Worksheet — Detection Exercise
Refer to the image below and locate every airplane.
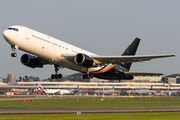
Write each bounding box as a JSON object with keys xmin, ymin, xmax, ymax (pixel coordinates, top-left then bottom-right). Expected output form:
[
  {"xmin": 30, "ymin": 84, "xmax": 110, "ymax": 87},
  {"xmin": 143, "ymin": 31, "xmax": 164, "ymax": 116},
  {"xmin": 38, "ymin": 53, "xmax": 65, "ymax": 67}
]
[
  {"xmin": 99, "ymin": 86, "xmax": 116, "ymax": 95},
  {"xmin": 131, "ymin": 85, "xmax": 156, "ymax": 95},
  {"xmin": 164, "ymin": 89, "xmax": 180, "ymax": 95},
  {"xmin": 38, "ymin": 83, "xmax": 60, "ymax": 94},
  {"xmin": 59, "ymin": 85, "xmax": 79, "ymax": 95},
  {"xmin": 3, "ymin": 25, "xmax": 176, "ymax": 81},
  {"xmin": 38, "ymin": 83, "xmax": 79, "ymax": 95}
]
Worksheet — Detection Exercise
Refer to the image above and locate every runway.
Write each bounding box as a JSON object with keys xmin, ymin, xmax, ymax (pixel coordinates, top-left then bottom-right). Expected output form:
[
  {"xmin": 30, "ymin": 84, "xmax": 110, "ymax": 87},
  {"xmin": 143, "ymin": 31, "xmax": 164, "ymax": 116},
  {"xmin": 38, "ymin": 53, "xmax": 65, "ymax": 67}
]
[{"xmin": 0, "ymin": 107, "xmax": 180, "ymax": 114}]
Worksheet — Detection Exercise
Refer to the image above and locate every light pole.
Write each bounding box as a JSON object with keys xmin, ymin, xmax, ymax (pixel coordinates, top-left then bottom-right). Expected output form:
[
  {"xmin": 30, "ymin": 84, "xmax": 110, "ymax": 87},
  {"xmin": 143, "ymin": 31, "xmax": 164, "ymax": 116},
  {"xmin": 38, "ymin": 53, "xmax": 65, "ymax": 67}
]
[
  {"xmin": 168, "ymin": 83, "xmax": 171, "ymax": 100},
  {"xmin": 164, "ymin": 83, "xmax": 171, "ymax": 100},
  {"xmin": 103, "ymin": 83, "xmax": 104, "ymax": 101}
]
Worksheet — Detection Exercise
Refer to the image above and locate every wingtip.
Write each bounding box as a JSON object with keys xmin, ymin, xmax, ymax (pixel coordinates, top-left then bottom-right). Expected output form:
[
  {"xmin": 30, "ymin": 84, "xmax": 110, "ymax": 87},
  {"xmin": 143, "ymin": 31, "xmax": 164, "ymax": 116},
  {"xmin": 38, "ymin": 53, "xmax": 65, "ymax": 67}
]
[{"xmin": 171, "ymin": 54, "xmax": 176, "ymax": 56}]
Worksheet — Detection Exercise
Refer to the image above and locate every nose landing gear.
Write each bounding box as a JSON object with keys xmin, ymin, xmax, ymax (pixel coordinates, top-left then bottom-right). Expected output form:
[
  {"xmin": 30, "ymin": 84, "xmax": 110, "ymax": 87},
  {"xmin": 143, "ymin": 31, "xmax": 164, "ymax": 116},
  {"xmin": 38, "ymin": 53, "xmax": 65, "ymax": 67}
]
[
  {"xmin": 11, "ymin": 45, "xmax": 17, "ymax": 57},
  {"xmin": 11, "ymin": 53, "xmax": 17, "ymax": 57}
]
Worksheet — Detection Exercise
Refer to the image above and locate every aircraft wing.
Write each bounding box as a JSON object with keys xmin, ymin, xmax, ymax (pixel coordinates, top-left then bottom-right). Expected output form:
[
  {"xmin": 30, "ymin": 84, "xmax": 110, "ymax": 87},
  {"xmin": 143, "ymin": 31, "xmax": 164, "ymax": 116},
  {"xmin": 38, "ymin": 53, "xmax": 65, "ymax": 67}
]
[
  {"xmin": 62, "ymin": 54, "xmax": 175, "ymax": 65},
  {"xmin": 92, "ymin": 54, "xmax": 175, "ymax": 64}
]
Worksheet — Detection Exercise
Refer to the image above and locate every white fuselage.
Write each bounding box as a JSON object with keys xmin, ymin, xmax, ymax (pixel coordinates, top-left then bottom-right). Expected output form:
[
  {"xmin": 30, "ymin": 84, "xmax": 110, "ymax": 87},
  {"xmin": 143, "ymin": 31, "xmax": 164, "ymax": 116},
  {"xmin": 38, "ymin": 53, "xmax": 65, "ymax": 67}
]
[
  {"xmin": 99, "ymin": 89, "xmax": 115, "ymax": 94},
  {"xmin": 44, "ymin": 89, "xmax": 60, "ymax": 94},
  {"xmin": 59, "ymin": 89, "xmax": 75, "ymax": 95},
  {"xmin": 132, "ymin": 89, "xmax": 155, "ymax": 94},
  {"xmin": 3, "ymin": 25, "xmax": 97, "ymax": 73}
]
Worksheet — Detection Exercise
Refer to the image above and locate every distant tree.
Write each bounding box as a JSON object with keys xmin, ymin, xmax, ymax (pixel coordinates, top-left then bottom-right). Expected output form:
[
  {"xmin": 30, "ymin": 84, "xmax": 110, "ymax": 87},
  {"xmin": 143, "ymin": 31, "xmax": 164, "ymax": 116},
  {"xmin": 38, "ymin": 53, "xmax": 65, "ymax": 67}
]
[
  {"xmin": 23, "ymin": 76, "xmax": 30, "ymax": 82},
  {"xmin": 19, "ymin": 76, "xmax": 22, "ymax": 81},
  {"xmin": 34, "ymin": 77, "xmax": 40, "ymax": 81},
  {"xmin": 25, "ymin": 75, "xmax": 29, "ymax": 80}
]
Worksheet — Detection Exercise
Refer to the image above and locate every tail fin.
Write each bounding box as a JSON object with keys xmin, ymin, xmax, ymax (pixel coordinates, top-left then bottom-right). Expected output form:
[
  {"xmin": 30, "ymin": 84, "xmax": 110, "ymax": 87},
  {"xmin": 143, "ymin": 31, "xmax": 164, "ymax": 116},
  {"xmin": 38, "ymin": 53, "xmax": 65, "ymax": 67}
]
[
  {"xmin": 121, "ymin": 37, "xmax": 140, "ymax": 70},
  {"xmin": 176, "ymin": 89, "xmax": 180, "ymax": 93},
  {"xmin": 38, "ymin": 83, "xmax": 47, "ymax": 93},
  {"xmin": 74, "ymin": 85, "xmax": 79, "ymax": 93}
]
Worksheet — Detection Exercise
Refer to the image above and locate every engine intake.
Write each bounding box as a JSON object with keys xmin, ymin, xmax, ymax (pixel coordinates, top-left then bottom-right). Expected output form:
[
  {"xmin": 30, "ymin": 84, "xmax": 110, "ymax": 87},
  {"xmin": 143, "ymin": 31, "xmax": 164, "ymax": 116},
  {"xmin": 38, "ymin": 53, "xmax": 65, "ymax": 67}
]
[
  {"xmin": 74, "ymin": 53, "xmax": 94, "ymax": 68},
  {"xmin": 21, "ymin": 54, "xmax": 43, "ymax": 68}
]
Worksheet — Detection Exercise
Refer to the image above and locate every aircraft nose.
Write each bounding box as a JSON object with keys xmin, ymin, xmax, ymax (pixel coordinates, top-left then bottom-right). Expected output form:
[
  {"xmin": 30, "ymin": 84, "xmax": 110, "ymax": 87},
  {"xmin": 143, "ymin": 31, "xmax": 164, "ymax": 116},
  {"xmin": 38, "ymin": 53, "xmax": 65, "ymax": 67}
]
[
  {"xmin": 3, "ymin": 29, "xmax": 14, "ymax": 44},
  {"xmin": 3, "ymin": 30, "xmax": 10, "ymax": 40}
]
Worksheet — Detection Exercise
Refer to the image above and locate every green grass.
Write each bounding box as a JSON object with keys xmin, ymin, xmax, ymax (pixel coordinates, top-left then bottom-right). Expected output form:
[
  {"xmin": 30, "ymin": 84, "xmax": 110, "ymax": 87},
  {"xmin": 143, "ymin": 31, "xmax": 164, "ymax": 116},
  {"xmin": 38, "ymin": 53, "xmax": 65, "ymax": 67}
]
[
  {"xmin": 0, "ymin": 96, "xmax": 35, "ymax": 99},
  {"xmin": 0, "ymin": 112, "xmax": 180, "ymax": 120},
  {"xmin": 0, "ymin": 97, "xmax": 180, "ymax": 119},
  {"xmin": 0, "ymin": 97, "xmax": 179, "ymax": 108}
]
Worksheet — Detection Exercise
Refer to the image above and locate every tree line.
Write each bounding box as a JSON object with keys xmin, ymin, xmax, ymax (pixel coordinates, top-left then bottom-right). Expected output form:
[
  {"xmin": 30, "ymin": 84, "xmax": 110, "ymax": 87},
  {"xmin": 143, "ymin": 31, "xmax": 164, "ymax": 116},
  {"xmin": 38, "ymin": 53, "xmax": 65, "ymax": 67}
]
[{"xmin": 19, "ymin": 76, "xmax": 40, "ymax": 82}]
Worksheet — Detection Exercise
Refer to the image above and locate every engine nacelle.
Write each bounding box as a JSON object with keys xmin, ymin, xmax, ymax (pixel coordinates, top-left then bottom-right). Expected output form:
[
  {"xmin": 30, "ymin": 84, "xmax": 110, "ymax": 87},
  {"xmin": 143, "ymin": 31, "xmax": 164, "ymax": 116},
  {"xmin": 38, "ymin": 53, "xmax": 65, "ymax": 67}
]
[
  {"xmin": 21, "ymin": 54, "xmax": 43, "ymax": 68},
  {"xmin": 74, "ymin": 53, "xmax": 94, "ymax": 68}
]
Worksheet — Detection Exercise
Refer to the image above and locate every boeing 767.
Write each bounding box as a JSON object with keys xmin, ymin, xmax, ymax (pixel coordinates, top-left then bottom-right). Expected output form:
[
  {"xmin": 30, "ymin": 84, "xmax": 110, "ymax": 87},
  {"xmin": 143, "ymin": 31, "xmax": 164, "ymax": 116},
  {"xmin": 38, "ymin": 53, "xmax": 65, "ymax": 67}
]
[{"xmin": 3, "ymin": 25, "xmax": 175, "ymax": 81}]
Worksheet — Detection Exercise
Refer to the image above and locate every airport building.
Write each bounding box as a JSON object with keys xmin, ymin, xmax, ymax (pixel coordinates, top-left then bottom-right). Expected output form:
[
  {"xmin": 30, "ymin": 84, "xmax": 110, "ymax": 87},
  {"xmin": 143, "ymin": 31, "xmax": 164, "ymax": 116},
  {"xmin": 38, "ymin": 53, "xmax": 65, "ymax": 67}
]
[
  {"xmin": 0, "ymin": 77, "xmax": 2, "ymax": 82},
  {"xmin": 7, "ymin": 74, "xmax": 16, "ymax": 82},
  {"xmin": 162, "ymin": 74, "xmax": 180, "ymax": 84},
  {"xmin": 0, "ymin": 81, "xmax": 179, "ymax": 95},
  {"xmin": 1, "ymin": 73, "xmax": 179, "ymax": 95},
  {"xmin": 133, "ymin": 75, "xmax": 162, "ymax": 83}
]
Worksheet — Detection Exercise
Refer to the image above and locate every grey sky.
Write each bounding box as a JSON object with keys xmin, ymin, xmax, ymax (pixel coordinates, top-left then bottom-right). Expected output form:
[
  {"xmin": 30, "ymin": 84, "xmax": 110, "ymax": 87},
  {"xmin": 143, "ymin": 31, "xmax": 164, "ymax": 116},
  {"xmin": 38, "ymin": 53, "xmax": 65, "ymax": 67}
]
[{"xmin": 0, "ymin": 1, "xmax": 179, "ymax": 79}]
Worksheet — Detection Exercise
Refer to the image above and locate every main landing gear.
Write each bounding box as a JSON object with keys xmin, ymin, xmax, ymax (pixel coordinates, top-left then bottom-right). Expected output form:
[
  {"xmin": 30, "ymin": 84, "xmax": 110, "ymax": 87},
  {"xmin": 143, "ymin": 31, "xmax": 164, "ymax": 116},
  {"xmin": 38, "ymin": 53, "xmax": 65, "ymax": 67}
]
[
  {"xmin": 51, "ymin": 65, "xmax": 62, "ymax": 79},
  {"xmin": 82, "ymin": 74, "xmax": 93, "ymax": 79},
  {"xmin": 11, "ymin": 45, "xmax": 17, "ymax": 57},
  {"xmin": 82, "ymin": 68, "xmax": 94, "ymax": 79}
]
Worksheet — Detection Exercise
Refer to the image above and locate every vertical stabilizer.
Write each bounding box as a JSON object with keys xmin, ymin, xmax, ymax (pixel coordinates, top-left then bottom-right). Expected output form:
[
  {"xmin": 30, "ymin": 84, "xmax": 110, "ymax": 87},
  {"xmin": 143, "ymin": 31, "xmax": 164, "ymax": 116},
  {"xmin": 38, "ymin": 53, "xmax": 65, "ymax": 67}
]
[
  {"xmin": 121, "ymin": 37, "xmax": 141, "ymax": 70},
  {"xmin": 74, "ymin": 85, "xmax": 79, "ymax": 93},
  {"xmin": 38, "ymin": 83, "xmax": 47, "ymax": 93}
]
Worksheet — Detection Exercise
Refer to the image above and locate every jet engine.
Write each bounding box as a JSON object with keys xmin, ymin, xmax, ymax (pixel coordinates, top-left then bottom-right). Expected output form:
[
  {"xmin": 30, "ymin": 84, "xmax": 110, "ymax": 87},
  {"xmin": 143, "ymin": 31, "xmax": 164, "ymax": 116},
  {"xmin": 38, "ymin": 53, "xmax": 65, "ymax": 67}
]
[
  {"xmin": 74, "ymin": 53, "xmax": 94, "ymax": 68},
  {"xmin": 21, "ymin": 54, "xmax": 43, "ymax": 68}
]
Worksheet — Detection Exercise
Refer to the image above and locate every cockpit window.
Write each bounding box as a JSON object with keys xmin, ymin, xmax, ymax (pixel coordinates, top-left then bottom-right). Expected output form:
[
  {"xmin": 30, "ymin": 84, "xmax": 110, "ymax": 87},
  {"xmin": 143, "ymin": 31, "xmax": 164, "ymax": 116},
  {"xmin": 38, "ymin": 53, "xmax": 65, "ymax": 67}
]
[{"xmin": 8, "ymin": 28, "xmax": 18, "ymax": 31}]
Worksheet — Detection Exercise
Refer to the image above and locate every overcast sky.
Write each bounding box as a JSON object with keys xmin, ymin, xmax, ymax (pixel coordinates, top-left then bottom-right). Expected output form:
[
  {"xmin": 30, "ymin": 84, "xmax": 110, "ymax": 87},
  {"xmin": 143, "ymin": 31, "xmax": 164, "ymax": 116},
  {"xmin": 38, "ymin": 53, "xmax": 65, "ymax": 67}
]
[{"xmin": 0, "ymin": 1, "xmax": 179, "ymax": 79}]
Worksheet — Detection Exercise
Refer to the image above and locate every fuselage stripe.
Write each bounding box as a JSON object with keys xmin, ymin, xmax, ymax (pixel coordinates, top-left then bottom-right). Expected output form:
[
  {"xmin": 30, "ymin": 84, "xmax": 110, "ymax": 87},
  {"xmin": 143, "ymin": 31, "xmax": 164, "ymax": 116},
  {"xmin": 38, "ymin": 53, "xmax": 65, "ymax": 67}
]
[{"xmin": 90, "ymin": 64, "xmax": 116, "ymax": 74}]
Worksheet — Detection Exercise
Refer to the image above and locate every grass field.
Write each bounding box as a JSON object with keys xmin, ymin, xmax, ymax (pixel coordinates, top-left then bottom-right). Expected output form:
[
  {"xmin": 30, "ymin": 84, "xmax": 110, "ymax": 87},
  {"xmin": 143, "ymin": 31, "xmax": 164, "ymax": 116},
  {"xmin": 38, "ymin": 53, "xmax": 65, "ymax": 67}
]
[
  {"xmin": 0, "ymin": 96, "xmax": 179, "ymax": 108},
  {"xmin": 0, "ymin": 112, "xmax": 180, "ymax": 120},
  {"xmin": 0, "ymin": 96, "xmax": 180, "ymax": 120}
]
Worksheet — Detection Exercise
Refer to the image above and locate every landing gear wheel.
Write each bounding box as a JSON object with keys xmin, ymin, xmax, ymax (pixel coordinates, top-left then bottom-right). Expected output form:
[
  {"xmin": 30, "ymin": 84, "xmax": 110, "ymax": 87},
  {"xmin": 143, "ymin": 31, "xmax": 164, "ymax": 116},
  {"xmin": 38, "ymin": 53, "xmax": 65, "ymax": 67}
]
[
  {"xmin": 51, "ymin": 74, "xmax": 55, "ymax": 79},
  {"xmin": 55, "ymin": 74, "xmax": 59, "ymax": 79},
  {"xmin": 83, "ymin": 74, "xmax": 87, "ymax": 79},
  {"xmin": 11, "ymin": 53, "xmax": 17, "ymax": 57},
  {"xmin": 51, "ymin": 74, "xmax": 62, "ymax": 79},
  {"xmin": 87, "ymin": 74, "xmax": 90, "ymax": 79},
  {"xmin": 90, "ymin": 74, "xmax": 94, "ymax": 78},
  {"xmin": 58, "ymin": 74, "xmax": 62, "ymax": 79},
  {"xmin": 82, "ymin": 74, "xmax": 93, "ymax": 79}
]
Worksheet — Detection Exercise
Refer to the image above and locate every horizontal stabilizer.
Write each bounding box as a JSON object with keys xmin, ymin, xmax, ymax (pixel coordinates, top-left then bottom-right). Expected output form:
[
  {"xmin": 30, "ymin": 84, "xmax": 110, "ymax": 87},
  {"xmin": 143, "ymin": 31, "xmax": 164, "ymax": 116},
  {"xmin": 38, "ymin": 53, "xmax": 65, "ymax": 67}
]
[{"xmin": 124, "ymin": 72, "xmax": 165, "ymax": 76}]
